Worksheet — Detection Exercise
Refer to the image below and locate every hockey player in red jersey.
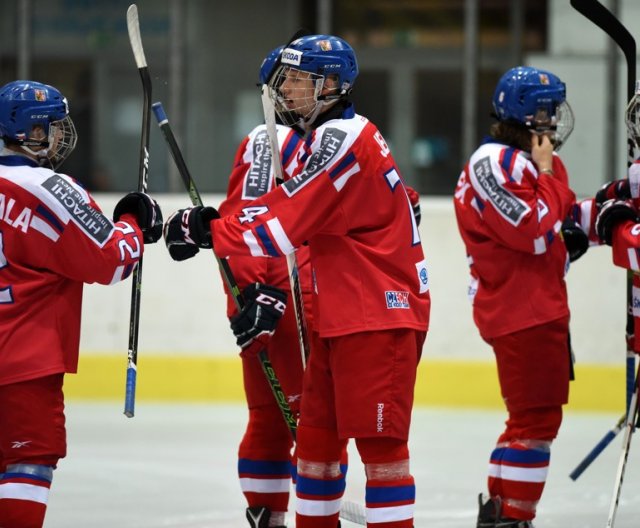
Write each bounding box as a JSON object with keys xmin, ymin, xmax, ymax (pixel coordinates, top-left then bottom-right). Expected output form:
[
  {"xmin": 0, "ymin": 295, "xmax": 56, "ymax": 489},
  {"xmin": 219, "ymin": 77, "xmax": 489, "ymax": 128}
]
[
  {"xmin": 164, "ymin": 34, "xmax": 429, "ymax": 528},
  {"xmin": 0, "ymin": 80, "xmax": 163, "ymax": 528},
  {"xmin": 216, "ymin": 46, "xmax": 319, "ymax": 528},
  {"xmin": 453, "ymin": 66, "xmax": 591, "ymax": 527}
]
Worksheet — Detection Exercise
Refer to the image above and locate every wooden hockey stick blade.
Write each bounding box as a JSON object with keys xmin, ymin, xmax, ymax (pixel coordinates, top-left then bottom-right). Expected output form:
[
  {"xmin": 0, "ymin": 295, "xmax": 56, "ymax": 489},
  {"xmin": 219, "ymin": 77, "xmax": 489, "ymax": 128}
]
[{"xmin": 127, "ymin": 4, "xmax": 148, "ymax": 70}]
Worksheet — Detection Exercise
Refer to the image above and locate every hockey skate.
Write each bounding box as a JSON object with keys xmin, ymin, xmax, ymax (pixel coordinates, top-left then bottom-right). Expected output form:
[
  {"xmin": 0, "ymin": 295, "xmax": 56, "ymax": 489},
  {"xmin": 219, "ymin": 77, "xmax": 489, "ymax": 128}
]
[
  {"xmin": 246, "ymin": 506, "xmax": 285, "ymax": 528},
  {"xmin": 476, "ymin": 493, "xmax": 534, "ymax": 528}
]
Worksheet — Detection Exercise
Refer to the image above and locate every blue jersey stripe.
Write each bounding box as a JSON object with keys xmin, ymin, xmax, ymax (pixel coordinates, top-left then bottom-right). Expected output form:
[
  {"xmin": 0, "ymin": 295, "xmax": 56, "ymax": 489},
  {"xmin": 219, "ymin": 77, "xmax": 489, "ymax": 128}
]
[{"xmin": 255, "ymin": 224, "xmax": 280, "ymax": 257}]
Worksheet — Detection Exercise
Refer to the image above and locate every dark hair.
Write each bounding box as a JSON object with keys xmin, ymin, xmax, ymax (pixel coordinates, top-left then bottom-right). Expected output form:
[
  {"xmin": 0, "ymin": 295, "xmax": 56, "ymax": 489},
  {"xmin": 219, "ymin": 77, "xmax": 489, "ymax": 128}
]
[{"xmin": 489, "ymin": 121, "xmax": 532, "ymax": 151}]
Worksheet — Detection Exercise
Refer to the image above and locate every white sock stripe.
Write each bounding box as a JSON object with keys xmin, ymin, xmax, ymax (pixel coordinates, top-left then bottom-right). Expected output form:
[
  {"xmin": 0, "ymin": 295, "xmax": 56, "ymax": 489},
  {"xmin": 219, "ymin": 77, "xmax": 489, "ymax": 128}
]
[
  {"xmin": 489, "ymin": 463, "xmax": 548, "ymax": 483},
  {"xmin": 0, "ymin": 482, "xmax": 50, "ymax": 504},
  {"xmin": 296, "ymin": 497, "xmax": 342, "ymax": 516},
  {"xmin": 239, "ymin": 477, "xmax": 290, "ymax": 493},
  {"xmin": 366, "ymin": 504, "xmax": 414, "ymax": 523}
]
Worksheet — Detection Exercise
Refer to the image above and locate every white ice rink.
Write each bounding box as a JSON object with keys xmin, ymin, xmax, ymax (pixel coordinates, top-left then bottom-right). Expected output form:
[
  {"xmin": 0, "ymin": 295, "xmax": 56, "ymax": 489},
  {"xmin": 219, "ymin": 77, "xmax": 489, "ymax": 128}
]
[{"xmin": 44, "ymin": 403, "xmax": 640, "ymax": 528}]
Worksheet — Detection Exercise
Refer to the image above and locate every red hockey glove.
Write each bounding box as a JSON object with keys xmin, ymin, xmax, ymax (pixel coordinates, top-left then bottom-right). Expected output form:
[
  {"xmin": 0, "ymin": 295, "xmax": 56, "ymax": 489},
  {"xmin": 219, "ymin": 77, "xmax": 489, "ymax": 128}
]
[{"xmin": 230, "ymin": 283, "xmax": 287, "ymax": 359}]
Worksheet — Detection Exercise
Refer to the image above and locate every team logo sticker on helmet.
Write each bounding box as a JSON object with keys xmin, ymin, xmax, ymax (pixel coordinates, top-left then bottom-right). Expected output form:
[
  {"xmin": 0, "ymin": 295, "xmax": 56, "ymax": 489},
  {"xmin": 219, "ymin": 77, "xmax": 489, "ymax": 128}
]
[
  {"xmin": 318, "ymin": 40, "xmax": 332, "ymax": 51},
  {"xmin": 34, "ymin": 89, "xmax": 46, "ymax": 102}
]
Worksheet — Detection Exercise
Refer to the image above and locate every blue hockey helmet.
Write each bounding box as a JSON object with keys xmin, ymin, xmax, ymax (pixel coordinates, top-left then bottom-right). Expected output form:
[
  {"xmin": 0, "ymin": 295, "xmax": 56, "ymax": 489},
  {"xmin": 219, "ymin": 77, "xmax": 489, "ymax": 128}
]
[
  {"xmin": 278, "ymin": 34, "xmax": 358, "ymax": 94},
  {"xmin": 259, "ymin": 45, "xmax": 284, "ymax": 85},
  {"xmin": 0, "ymin": 80, "xmax": 77, "ymax": 169},
  {"xmin": 492, "ymin": 66, "xmax": 574, "ymax": 149},
  {"xmin": 268, "ymin": 35, "xmax": 358, "ymax": 128}
]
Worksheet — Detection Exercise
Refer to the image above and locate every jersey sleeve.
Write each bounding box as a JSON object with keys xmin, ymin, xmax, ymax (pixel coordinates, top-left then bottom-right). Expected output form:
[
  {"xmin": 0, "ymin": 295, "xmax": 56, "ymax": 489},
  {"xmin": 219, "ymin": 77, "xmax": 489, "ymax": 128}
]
[
  {"xmin": 211, "ymin": 124, "xmax": 364, "ymax": 259},
  {"xmin": 468, "ymin": 148, "xmax": 576, "ymax": 255}
]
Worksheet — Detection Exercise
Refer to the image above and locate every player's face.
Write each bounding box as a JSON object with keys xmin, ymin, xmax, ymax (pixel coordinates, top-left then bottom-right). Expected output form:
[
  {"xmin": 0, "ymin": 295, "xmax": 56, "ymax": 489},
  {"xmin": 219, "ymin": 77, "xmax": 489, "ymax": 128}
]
[{"xmin": 279, "ymin": 67, "xmax": 318, "ymax": 117}]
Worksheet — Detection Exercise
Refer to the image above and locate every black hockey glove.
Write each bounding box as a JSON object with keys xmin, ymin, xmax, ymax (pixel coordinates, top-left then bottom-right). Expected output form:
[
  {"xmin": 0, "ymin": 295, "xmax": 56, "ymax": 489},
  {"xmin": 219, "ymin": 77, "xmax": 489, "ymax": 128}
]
[
  {"xmin": 561, "ymin": 217, "xmax": 589, "ymax": 263},
  {"xmin": 230, "ymin": 283, "xmax": 287, "ymax": 359},
  {"xmin": 595, "ymin": 179, "xmax": 631, "ymax": 208},
  {"xmin": 163, "ymin": 206, "xmax": 220, "ymax": 261},
  {"xmin": 595, "ymin": 199, "xmax": 639, "ymax": 245},
  {"xmin": 113, "ymin": 192, "xmax": 163, "ymax": 244}
]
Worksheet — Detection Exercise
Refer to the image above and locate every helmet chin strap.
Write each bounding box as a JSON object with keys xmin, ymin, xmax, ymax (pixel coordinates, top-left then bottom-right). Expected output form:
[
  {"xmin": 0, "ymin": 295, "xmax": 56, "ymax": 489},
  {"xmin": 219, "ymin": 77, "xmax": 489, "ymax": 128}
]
[
  {"xmin": 300, "ymin": 98, "xmax": 339, "ymax": 131},
  {"xmin": 16, "ymin": 144, "xmax": 52, "ymax": 167}
]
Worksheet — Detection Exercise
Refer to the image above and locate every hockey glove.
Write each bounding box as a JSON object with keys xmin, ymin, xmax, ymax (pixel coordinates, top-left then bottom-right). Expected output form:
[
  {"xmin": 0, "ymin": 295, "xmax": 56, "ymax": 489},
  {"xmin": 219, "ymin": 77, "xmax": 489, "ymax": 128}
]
[
  {"xmin": 595, "ymin": 199, "xmax": 639, "ymax": 245},
  {"xmin": 561, "ymin": 217, "xmax": 589, "ymax": 263},
  {"xmin": 406, "ymin": 185, "xmax": 421, "ymax": 226},
  {"xmin": 163, "ymin": 206, "xmax": 220, "ymax": 261},
  {"xmin": 113, "ymin": 192, "xmax": 163, "ymax": 243},
  {"xmin": 595, "ymin": 179, "xmax": 631, "ymax": 207},
  {"xmin": 230, "ymin": 283, "xmax": 287, "ymax": 359}
]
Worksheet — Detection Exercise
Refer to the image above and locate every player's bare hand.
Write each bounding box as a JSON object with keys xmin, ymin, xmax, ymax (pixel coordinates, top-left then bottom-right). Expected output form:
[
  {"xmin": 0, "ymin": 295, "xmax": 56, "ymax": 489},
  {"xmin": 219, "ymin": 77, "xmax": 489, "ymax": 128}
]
[{"xmin": 531, "ymin": 132, "xmax": 554, "ymax": 175}]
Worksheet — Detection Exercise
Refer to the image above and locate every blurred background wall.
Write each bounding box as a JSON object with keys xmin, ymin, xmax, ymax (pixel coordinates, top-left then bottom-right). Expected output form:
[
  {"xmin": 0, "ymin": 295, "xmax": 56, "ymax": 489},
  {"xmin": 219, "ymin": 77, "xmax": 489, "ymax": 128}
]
[{"xmin": 3, "ymin": 0, "xmax": 639, "ymax": 198}]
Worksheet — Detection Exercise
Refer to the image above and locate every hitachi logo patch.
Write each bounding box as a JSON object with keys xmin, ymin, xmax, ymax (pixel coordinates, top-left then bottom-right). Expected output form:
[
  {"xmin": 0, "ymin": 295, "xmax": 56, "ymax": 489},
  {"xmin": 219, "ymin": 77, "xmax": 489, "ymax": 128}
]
[
  {"xmin": 281, "ymin": 48, "xmax": 302, "ymax": 66},
  {"xmin": 42, "ymin": 175, "xmax": 112, "ymax": 245}
]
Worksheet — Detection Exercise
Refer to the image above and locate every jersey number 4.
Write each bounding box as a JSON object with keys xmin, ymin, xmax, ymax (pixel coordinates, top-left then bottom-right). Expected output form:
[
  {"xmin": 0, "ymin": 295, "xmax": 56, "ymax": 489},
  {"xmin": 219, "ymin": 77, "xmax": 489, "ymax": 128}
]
[{"xmin": 0, "ymin": 232, "xmax": 13, "ymax": 304}]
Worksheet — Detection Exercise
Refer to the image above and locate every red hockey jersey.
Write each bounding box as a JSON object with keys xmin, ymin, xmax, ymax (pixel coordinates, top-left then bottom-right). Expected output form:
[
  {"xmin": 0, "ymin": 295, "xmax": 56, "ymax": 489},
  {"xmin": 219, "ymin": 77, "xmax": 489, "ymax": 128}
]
[
  {"xmin": 453, "ymin": 141, "xmax": 576, "ymax": 339},
  {"xmin": 217, "ymin": 123, "xmax": 312, "ymax": 321},
  {"xmin": 0, "ymin": 157, "xmax": 144, "ymax": 386},
  {"xmin": 211, "ymin": 113, "xmax": 430, "ymax": 337}
]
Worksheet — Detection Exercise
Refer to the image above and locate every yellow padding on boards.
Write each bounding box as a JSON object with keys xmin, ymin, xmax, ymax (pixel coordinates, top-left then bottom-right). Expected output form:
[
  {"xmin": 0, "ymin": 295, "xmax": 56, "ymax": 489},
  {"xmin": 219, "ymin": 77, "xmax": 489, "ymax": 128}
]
[{"xmin": 65, "ymin": 355, "xmax": 627, "ymax": 412}]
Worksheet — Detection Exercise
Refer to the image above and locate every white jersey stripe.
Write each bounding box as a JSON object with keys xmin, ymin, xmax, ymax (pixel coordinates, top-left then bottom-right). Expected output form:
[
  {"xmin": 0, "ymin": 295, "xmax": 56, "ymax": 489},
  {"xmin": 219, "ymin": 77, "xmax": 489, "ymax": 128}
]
[
  {"xmin": 30, "ymin": 215, "xmax": 60, "ymax": 242},
  {"xmin": 266, "ymin": 217, "xmax": 295, "ymax": 256},
  {"xmin": 333, "ymin": 163, "xmax": 360, "ymax": 192},
  {"xmin": 243, "ymin": 230, "xmax": 266, "ymax": 257}
]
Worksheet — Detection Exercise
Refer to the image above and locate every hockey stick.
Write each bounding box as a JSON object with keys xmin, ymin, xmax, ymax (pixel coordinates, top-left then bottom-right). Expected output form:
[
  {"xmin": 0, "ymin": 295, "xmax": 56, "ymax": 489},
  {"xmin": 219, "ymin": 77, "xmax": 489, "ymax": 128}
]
[
  {"xmin": 124, "ymin": 3, "xmax": 151, "ymax": 418},
  {"xmin": 260, "ymin": 87, "xmax": 311, "ymax": 367},
  {"xmin": 572, "ymin": 0, "xmax": 636, "ymax": 414},
  {"xmin": 569, "ymin": 414, "xmax": 625, "ymax": 481},
  {"xmin": 151, "ymin": 102, "xmax": 297, "ymax": 439},
  {"xmin": 568, "ymin": 0, "xmax": 637, "ymax": 476}
]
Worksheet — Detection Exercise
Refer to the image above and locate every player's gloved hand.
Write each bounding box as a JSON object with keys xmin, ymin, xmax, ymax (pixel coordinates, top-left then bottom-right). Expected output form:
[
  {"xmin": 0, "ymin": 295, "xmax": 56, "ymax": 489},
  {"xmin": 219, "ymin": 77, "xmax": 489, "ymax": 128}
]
[
  {"xmin": 230, "ymin": 283, "xmax": 287, "ymax": 359},
  {"xmin": 595, "ymin": 199, "xmax": 639, "ymax": 245},
  {"xmin": 561, "ymin": 217, "xmax": 589, "ymax": 262},
  {"xmin": 163, "ymin": 206, "xmax": 220, "ymax": 261},
  {"xmin": 405, "ymin": 185, "xmax": 421, "ymax": 226},
  {"xmin": 113, "ymin": 192, "xmax": 163, "ymax": 244},
  {"xmin": 595, "ymin": 180, "xmax": 631, "ymax": 207}
]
